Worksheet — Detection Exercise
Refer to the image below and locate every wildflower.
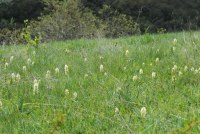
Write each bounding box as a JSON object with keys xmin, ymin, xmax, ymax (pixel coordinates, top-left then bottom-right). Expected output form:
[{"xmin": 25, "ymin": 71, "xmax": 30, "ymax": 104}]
[
  {"xmin": 194, "ymin": 69, "xmax": 199, "ymax": 74},
  {"xmin": 142, "ymin": 63, "xmax": 145, "ymax": 65},
  {"xmin": 115, "ymin": 107, "xmax": 119, "ymax": 113},
  {"xmin": 123, "ymin": 67, "xmax": 127, "ymax": 70},
  {"xmin": 65, "ymin": 89, "xmax": 69, "ymax": 96},
  {"xmin": 172, "ymin": 75, "xmax": 176, "ymax": 82},
  {"xmin": 191, "ymin": 67, "xmax": 194, "ymax": 72},
  {"xmin": 0, "ymin": 100, "xmax": 2, "ymax": 109},
  {"xmin": 33, "ymin": 51, "xmax": 36, "ymax": 55},
  {"xmin": 173, "ymin": 38, "xmax": 177, "ymax": 45},
  {"xmin": 32, "ymin": 62, "xmax": 35, "ymax": 65},
  {"xmin": 73, "ymin": 92, "xmax": 77, "ymax": 99},
  {"xmin": 64, "ymin": 65, "xmax": 69, "ymax": 75},
  {"xmin": 33, "ymin": 79, "xmax": 40, "ymax": 95},
  {"xmin": 116, "ymin": 87, "xmax": 121, "ymax": 92},
  {"xmin": 27, "ymin": 58, "xmax": 31, "ymax": 65},
  {"xmin": 104, "ymin": 72, "xmax": 107, "ymax": 76},
  {"xmin": 55, "ymin": 68, "xmax": 60, "ymax": 74},
  {"xmin": 5, "ymin": 62, "xmax": 9, "ymax": 69},
  {"xmin": 178, "ymin": 71, "xmax": 183, "ymax": 76},
  {"xmin": 65, "ymin": 49, "xmax": 71, "ymax": 53},
  {"xmin": 172, "ymin": 47, "xmax": 176, "ymax": 51},
  {"xmin": 46, "ymin": 70, "xmax": 51, "ymax": 79},
  {"xmin": 132, "ymin": 75, "xmax": 138, "ymax": 81},
  {"xmin": 11, "ymin": 73, "xmax": 15, "ymax": 82},
  {"xmin": 140, "ymin": 107, "xmax": 147, "ymax": 118},
  {"xmin": 84, "ymin": 58, "xmax": 88, "ymax": 62},
  {"xmin": 184, "ymin": 66, "xmax": 188, "ymax": 72},
  {"xmin": 16, "ymin": 73, "xmax": 21, "ymax": 83},
  {"xmin": 99, "ymin": 56, "xmax": 104, "ymax": 60},
  {"xmin": 22, "ymin": 66, "xmax": 27, "ymax": 72},
  {"xmin": 152, "ymin": 72, "xmax": 156, "ymax": 79},
  {"xmin": 172, "ymin": 65, "xmax": 178, "ymax": 73},
  {"xmin": 155, "ymin": 57, "xmax": 159, "ymax": 63},
  {"xmin": 125, "ymin": 50, "xmax": 129, "ymax": 56},
  {"xmin": 10, "ymin": 56, "xmax": 14, "ymax": 63},
  {"xmin": 139, "ymin": 69, "xmax": 143, "ymax": 75},
  {"xmin": 100, "ymin": 64, "xmax": 104, "ymax": 72},
  {"xmin": 84, "ymin": 74, "xmax": 88, "ymax": 78},
  {"xmin": 150, "ymin": 63, "xmax": 153, "ymax": 66}
]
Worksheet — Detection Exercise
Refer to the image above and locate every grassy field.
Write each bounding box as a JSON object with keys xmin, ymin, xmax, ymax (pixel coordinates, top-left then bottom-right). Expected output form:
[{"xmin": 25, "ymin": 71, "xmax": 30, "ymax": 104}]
[{"xmin": 0, "ymin": 31, "xmax": 200, "ymax": 133}]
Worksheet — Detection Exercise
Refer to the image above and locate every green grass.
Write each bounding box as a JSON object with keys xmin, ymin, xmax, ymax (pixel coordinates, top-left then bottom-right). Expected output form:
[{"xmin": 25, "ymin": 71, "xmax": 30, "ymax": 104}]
[{"xmin": 0, "ymin": 31, "xmax": 200, "ymax": 133}]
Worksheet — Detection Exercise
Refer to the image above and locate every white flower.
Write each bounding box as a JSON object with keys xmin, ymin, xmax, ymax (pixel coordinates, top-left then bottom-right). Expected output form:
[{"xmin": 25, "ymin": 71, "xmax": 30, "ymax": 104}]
[
  {"xmin": 115, "ymin": 107, "xmax": 119, "ymax": 113},
  {"xmin": 194, "ymin": 69, "xmax": 199, "ymax": 74},
  {"xmin": 125, "ymin": 50, "xmax": 129, "ymax": 56},
  {"xmin": 172, "ymin": 46, "xmax": 176, "ymax": 51},
  {"xmin": 33, "ymin": 51, "xmax": 36, "ymax": 55},
  {"xmin": 104, "ymin": 72, "xmax": 107, "ymax": 76},
  {"xmin": 84, "ymin": 58, "xmax": 88, "ymax": 62},
  {"xmin": 173, "ymin": 38, "xmax": 177, "ymax": 45},
  {"xmin": 140, "ymin": 107, "xmax": 147, "ymax": 118},
  {"xmin": 32, "ymin": 62, "xmax": 35, "ymax": 65},
  {"xmin": 132, "ymin": 75, "xmax": 138, "ymax": 81},
  {"xmin": 11, "ymin": 73, "xmax": 15, "ymax": 82},
  {"xmin": 46, "ymin": 70, "xmax": 51, "ymax": 79},
  {"xmin": 155, "ymin": 57, "xmax": 159, "ymax": 63},
  {"xmin": 152, "ymin": 72, "xmax": 156, "ymax": 78},
  {"xmin": 191, "ymin": 67, "xmax": 194, "ymax": 72},
  {"xmin": 64, "ymin": 65, "xmax": 69, "ymax": 75},
  {"xmin": 73, "ymin": 92, "xmax": 77, "ymax": 99},
  {"xmin": 172, "ymin": 65, "xmax": 178, "ymax": 73},
  {"xmin": 65, "ymin": 89, "xmax": 69, "ymax": 96},
  {"xmin": 184, "ymin": 66, "xmax": 188, "ymax": 72},
  {"xmin": 16, "ymin": 73, "xmax": 21, "ymax": 83},
  {"xmin": 0, "ymin": 100, "xmax": 2, "ymax": 109},
  {"xmin": 84, "ymin": 74, "xmax": 89, "ymax": 78},
  {"xmin": 5, "ymin": 62, "xmax": 9, "ymax": 69},
  {"xmin": 10, "ymin": 56, "xmax": 14, "ymax": 63},
  {"xmin": 99, "ymin": 56, "xmax": 104, "ymax": 60},
  {"xmin": 100, "ymin": 64, "xmax": 104, "ymax": 72},
  {"xmin": 139, "ymin": 69, "xmax": 143, "ymax": 75},
  {"xmin": 172, "ymin": 75, "xmax": 176, "ymax": 82},
  {"xmin": 27, "ymin": 58, "xmax": 31, "ymax": 65},
  {"xmin": 55, "ymin": 68, "xmax": 60, "ymax": 74},
  {"xmin": 178, "ymin": 71, "xmax": 183, "ymax": 76},
  {"xmin": 33, "ymin": 79, "xmax": 40, "ymax": 95},
  {"xmin": 123, "ymin": 67, "xmax": 127, "ymax": 70},
  {"xmin": 22, "ymin": 66, "xmax": 27, "ymax": 72}
]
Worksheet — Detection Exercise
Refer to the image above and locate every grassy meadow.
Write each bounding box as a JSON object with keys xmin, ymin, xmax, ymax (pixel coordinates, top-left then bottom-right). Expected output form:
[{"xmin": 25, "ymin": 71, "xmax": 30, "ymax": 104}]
[{"xmin": 0, "ymin": 31, "xmax": 200, "ymax": 133}]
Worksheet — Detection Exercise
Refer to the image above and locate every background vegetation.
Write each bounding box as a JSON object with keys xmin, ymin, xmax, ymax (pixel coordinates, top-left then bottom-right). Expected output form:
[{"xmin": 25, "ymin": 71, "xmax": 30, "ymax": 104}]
[{"xmin": 0, "ymin": 0, "xmax": 200, "ymax": 44}]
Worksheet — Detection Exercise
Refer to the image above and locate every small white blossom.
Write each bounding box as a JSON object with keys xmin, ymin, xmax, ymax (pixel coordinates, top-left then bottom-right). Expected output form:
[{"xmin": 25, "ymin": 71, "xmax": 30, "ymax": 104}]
[
  {"xmin": 172, "ymin": 47, "xmax": 176, "ymax": 51},
  {"xmin": 100, "ymin": 64, "xmax": 104, "ymax": 72},
  {"xmin": 172, "ymin": 65, "xmax": 178, "ymax": 73},
  {"xmin": 132, "ymin": 75, "xmax": 138, "ymax": 81},
  {"xmin": 27, "ymin": 58, "xmax": 31, "ymax": 65},
  {"xmin": 173, "ymin": 38, "xmax": 177, "ymax": 45},
  {"xmin": 33, "ymin": 79, "xmax": 40, "ymax": 95},
  {"xmin": 46, "ymin": 70, "xmax": 51, "ymax": 79},
  {"xmin": 11, "ymin": 73, "xmax": 15, "ymax": 82},
  {"xmin": 139, "ymin": 69, "xmax": 143, "ymax": 75},
  {"xmin": 152, "ymin": 72, "xmax": 156, "ymax": 79},
  {"xmin": 5, "ymin": 62, "xmax": 9, "ymax": 69},
  {"xmin": 191, "ymin": 67, "xmax": 195, "ymax": 72},
  {"xmin": 184, "ymin": 66, "xmax": 188, "ymax": 72},
  {"xmin": 73, "ymin": 92, "xmax": 77, "ymax": 99},
  {"xmin": 84, "ymin": 58, "xmax": 88, "ymax": 62},
  {"xmin": 84, "ymin": 74, "xmax": 89, "ymax": 78},
  {"xmin": 55, "ymin": 68, "xmax": 60, "ymax": 74},
  {"xmin": 178, "ymin": 71, "xmax": 183, "ymax": 76},
  {"xmin": 32, "ymin": 62, "xmax": 35, "ymax": 65},
  {"xmin": 155, "ymin": 57, "xmax": 159, "ymax": 63},
  {"xmin": 22, "ymin": 66, "xmax": 27, "ymax": 72},
  {"xmin": 125, "ymin": 50, "xmax": 129, "ymax": 56},
  {"xmin": 64, "ymin": 65, "xmax": 69, "ymax": 75},
  {"xmin": 115, "ymin": 107, "xmax": 119, "ymax": 113},
  {"xmin": 194, "ymin": 69, "xmax": 199, "ymax": 74},
  {"xmin": 140, "ymin": 107, "xmax": 147, "ymax": 118},
  {"xmin": 10, "ymin": 56, "xmax": 14, "ymax": 63},
  {"xmin": 65, "ymin": 89, "xmax": 69, "ymax": 96},
  {"xmin": 104, "ymin": 72, "xmax": 107, "ymax": 76},
  {"xmin": 16, "ymin": 73, "xmax": 21, "ymax": 83},
  {"xmin": 0, "ymin": 100, "xmax": 2, "ymax": 109}
]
